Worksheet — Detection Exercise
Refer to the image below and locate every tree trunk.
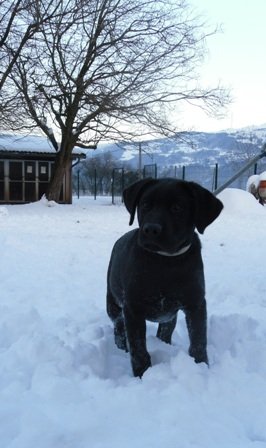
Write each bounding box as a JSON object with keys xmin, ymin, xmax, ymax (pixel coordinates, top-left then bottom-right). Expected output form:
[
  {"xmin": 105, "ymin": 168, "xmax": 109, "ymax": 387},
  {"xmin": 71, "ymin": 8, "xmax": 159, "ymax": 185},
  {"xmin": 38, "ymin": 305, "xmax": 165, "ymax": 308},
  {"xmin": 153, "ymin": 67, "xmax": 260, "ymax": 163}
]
[{"xmin": 46, "ymin": 148, "xmax": 72, "ymax": 202}]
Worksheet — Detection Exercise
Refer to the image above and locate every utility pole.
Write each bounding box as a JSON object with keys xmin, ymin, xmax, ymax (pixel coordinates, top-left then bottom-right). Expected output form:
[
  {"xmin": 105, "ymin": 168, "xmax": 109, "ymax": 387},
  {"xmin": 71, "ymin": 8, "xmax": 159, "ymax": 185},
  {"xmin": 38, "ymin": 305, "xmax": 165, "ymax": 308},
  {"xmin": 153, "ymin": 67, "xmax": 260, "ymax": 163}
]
[{"xmin": 138, "ymin": 142, "xmax": 143, "ymax": 179}]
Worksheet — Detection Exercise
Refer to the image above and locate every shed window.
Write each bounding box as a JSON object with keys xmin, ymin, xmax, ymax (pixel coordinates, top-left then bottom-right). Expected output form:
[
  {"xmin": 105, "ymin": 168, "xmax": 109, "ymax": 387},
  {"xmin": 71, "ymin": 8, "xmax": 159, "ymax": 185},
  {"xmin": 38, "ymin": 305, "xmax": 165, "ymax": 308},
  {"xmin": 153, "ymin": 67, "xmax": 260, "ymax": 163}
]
[
  {"xmin": 0, "ymin": 181, "xmax": 4, "ymax": 200},
  {"xmin": 0, "ymin": 161, "xmax": 4, "ymax": 179},
  {"xmin": 10, "ymin": 182, "xmax": 23, "ymax": 201},
  {"xmin": 9, "ymin": 162, "xmax": 23, "ymax": 180},
  {"xmin": 25, "ymin": 182, "xmax": 36, "ymax": 202},
  {"xmin": 39, "ymin": 162, "xmax": 49, "ymax": 181},
  {"xmin": 39, "ymin": 182, "xmax": 48, "ymax": 199},
  {"xmin": 25, "ymin": 162, "xmax": 35, "ymax": 180}
]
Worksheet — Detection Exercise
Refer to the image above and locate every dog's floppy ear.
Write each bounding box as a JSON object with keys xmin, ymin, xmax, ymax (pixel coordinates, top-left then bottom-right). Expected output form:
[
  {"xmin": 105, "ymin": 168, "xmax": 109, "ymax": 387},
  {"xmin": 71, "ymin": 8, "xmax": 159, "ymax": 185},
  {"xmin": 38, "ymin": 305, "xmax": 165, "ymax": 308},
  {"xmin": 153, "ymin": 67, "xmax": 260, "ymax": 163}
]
[
  {"xmin": 123, "ymin": 178, "xmax": 158, "ymax": 225},
  {"xmin": 187, "ymin": 182, "xmax": 223, "ymax": 234}
]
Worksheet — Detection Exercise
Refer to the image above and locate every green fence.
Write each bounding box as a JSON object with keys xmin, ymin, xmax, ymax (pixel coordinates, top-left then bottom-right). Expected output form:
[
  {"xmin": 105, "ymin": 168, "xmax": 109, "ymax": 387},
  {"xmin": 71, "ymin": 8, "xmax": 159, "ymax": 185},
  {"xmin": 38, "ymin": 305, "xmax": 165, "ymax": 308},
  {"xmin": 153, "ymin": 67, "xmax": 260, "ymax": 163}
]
[{"xmin": 73, "ymin": 159, "xmax": 266, "ymax": 200}]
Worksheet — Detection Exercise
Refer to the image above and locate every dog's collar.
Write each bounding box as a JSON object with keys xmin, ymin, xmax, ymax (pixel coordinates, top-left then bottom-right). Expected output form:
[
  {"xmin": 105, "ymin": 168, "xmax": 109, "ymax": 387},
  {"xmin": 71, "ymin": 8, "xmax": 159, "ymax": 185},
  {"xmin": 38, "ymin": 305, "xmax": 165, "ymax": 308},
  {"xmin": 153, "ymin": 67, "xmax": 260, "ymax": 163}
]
[{"xmin": 156, "ymin": 243, "xmax": 192, "ymax": 257}]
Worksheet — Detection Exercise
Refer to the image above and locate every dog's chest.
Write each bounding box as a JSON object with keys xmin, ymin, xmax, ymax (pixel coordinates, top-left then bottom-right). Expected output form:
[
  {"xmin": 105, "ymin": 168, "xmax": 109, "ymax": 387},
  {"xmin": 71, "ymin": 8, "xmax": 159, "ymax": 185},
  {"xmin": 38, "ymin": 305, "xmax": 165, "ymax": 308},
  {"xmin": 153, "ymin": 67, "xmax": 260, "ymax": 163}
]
[
  {"xmin": 129, "ymin": 266, "xmax": 194, "ymax": 321},
  {"xmin": 141, "ymin": 291, "xmax": 184, "ymax": 322},
  {"xmin": 124, "ymin": 252, "xmax": 204, "ymax": 322}
]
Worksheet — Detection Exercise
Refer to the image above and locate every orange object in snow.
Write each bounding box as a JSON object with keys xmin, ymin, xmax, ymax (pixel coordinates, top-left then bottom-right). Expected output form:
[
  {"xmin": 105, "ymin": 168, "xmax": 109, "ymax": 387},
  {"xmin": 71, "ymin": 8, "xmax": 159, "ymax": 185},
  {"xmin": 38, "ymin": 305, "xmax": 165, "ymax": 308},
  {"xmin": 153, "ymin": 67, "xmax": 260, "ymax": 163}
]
[{"xmin": 258, "ymin": 180, "xmax": 266, "ymax": 199}]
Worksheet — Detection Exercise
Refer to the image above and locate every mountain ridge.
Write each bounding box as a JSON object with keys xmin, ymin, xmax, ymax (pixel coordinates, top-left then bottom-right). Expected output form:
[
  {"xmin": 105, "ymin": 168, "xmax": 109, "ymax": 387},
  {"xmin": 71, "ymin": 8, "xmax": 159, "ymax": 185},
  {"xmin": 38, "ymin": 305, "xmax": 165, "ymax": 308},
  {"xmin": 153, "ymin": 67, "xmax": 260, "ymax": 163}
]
[{"xmin": 92, "ymin": 125, "xmax": 266, "ymax": 169}]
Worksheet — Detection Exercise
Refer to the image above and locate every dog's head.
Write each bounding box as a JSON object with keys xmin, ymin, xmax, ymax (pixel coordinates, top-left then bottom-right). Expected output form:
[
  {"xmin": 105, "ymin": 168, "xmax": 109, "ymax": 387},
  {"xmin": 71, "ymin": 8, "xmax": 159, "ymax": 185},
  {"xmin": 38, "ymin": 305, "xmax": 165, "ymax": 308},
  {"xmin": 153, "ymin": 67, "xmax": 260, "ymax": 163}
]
[{"xmin": 123, "ymin": 178, "xmax": 223, "ymax": 254}]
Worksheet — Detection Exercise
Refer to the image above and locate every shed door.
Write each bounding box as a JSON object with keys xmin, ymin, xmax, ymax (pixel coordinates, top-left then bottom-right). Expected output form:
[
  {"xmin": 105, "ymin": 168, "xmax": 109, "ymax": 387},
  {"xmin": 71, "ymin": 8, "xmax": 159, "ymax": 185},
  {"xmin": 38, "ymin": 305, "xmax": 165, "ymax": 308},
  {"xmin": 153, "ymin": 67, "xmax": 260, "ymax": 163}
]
[
  {"xmin": 0, "ymin": 161, "xmax": 4, "ymax": 200},
  {"xmin": 25, "ymin": 161, "xmax": 36, "ymax": 201},
  {"xmin": 9, "ymin": 161, "xmax": 23, "ymax": 201},
  {"xmin": 38, "ymin": 162, "xmax": 49, "ymax": 199}
]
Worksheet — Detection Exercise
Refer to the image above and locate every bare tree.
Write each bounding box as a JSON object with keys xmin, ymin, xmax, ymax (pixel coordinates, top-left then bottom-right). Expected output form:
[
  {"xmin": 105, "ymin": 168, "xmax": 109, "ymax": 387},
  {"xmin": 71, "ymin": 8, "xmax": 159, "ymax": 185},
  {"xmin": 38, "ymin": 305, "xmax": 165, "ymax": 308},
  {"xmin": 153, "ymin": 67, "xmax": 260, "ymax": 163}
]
[
  {"xmin": 4, "ymin": 0, "xmax": 230, "ymax": 201},
  {"xmin": 77, "ymin": 151, "xmax": 122, "ymax": 195},
  {"xmin": 0, "ymin": 0, "xmax": 66, "ymax": 126}
]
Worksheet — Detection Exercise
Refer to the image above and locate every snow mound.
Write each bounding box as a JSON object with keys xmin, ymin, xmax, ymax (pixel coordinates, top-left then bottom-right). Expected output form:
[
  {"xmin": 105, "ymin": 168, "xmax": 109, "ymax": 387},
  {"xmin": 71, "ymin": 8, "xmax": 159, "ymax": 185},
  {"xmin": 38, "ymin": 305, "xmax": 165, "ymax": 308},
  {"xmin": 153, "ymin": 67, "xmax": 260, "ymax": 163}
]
[
  {"xmin": 246, "ymin": 174, "xmax": 260, "ymax": 190},
  {"xmin": 218, "ymin": 187, "xmax": 266, "ymax": 215},
  {"xmin": 0, "ymin": 206, "xmax": 9, "ymax": 217},
  {"xmin": 40, "ymin": 195, "xmax": 58, "ymax": 207},
  {"xmin": 259, "ymin": 170, "xmax": 266, "ymax": 181}
]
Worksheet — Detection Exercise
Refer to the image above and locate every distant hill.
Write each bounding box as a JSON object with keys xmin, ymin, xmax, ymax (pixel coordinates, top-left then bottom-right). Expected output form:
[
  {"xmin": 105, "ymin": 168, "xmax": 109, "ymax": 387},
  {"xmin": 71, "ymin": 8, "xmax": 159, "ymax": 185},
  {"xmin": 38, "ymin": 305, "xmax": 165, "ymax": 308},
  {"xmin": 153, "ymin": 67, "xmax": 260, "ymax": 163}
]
[{"xmin": 90, "ymin": 125, "xmax": 266, "ymax": 170}]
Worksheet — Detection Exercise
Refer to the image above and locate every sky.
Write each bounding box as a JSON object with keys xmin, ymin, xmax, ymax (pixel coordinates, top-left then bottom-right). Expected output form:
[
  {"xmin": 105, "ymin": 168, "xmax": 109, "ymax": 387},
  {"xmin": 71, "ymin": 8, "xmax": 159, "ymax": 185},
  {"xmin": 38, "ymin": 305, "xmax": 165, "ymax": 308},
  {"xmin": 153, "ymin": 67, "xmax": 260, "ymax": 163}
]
[{"xmin": 180, "ymin": 0, "xmax": 266, "ymax": 132}]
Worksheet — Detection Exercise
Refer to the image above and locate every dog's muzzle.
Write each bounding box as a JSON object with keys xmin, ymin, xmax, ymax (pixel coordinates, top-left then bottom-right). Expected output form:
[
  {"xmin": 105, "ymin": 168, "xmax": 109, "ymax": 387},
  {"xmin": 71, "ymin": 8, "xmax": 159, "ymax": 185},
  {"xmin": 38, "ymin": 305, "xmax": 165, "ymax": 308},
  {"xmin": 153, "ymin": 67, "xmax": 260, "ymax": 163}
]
[
  {"xmin": 142, "ymin": 223, "xmax": 162, "ymax": 238},
  {"xmin": 140, "ymin": 222, "xmax": 191, "ymax": 256}
]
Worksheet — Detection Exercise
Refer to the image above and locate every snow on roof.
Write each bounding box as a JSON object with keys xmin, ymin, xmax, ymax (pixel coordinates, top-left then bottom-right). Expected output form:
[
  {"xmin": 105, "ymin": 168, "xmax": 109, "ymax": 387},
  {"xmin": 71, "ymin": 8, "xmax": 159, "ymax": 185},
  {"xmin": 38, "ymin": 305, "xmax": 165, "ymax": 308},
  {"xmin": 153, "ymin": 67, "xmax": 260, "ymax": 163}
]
[{"xmin": 0, "ymin": 133, "xmax": 85, "ymax": 156}]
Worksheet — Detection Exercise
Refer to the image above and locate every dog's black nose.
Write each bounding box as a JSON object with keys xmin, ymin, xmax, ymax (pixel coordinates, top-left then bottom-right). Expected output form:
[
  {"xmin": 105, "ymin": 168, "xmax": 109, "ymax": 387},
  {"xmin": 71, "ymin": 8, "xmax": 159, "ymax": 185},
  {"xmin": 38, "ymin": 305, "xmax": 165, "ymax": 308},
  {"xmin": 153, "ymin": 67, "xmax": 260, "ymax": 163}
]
[{"xmin": 142, "ymin": 223, "xmax": 162, "ymax": 238}]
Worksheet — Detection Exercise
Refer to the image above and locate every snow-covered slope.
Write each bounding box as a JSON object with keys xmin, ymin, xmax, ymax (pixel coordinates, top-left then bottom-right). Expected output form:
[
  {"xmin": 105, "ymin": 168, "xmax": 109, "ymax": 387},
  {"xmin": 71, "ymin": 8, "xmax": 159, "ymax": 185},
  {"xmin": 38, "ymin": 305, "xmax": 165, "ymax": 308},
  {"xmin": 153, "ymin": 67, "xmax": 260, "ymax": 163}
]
[
  {"xmin": 0, "ymin": 190, "xmax": 266, "ymax": 447},
  {"xmin": 94, "ymin": 125, "xmax": 266, "ymax": 168}
]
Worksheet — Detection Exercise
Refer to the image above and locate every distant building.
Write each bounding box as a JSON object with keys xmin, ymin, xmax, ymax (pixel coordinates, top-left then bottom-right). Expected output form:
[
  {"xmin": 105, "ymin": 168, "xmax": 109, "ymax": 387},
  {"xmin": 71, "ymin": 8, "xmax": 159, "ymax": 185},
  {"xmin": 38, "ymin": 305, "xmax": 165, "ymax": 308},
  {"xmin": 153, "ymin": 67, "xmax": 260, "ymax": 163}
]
[{"xmin": 0, "ymin": 134, "xmax": 85, "ymax": 204}]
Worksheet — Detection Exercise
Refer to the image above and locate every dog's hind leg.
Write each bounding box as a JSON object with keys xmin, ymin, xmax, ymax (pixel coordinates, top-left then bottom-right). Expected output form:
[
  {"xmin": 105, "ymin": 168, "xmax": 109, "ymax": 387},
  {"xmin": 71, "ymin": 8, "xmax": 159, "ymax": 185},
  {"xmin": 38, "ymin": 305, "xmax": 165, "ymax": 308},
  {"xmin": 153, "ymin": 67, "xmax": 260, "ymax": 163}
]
[
  {"xmin": 107, "ymin": 291, "xmax": 128, "ymax": 352},
  {"xmin": 156, "ymin": 315, "xmax": 177, "ymax": 344}
]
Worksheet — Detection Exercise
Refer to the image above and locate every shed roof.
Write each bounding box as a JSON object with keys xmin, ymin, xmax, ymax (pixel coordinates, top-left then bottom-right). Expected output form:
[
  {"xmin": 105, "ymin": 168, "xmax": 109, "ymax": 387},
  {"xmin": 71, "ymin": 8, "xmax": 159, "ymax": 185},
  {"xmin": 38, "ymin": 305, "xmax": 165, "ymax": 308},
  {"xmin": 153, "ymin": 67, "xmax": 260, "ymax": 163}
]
[{"xmin": 0, "ymin": 133, "xmax": 86, "ymax": 158}]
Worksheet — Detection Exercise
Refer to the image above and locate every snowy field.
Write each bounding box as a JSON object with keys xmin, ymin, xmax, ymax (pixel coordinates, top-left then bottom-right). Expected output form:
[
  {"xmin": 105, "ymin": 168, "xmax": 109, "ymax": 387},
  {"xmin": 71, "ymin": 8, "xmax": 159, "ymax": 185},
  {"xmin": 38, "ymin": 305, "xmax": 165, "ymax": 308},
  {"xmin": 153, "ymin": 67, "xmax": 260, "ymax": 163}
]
[{"xmin": 0, "ymin": 188, "xmax": 266, "ymax": 448}]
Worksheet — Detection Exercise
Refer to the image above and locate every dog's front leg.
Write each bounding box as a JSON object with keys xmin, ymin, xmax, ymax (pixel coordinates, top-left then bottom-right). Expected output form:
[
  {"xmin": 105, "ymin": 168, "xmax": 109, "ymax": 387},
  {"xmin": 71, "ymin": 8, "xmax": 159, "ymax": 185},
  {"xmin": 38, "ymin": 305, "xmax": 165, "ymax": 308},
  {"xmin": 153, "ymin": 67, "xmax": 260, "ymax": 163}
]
[
  {"xmin": 123, "ymin": 305, "xmax": 151, "ymax": 377},
  {"xmin": 185, "ymin": 299, "xmax": 208, "ymax": 365}
]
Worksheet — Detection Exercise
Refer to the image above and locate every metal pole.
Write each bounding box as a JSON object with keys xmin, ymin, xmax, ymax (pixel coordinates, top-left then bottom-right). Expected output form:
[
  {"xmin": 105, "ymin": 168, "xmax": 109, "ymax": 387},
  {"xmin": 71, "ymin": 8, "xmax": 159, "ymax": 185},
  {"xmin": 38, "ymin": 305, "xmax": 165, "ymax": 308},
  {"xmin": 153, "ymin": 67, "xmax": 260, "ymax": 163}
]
[
  {"xmin": 138, "ymin": 142, "xmax": 142, "ymax": 179},
  {"xmin": 214, "ymin": 145, "xmax": 266, "ymax": 195},
  {"xmin": 77, "ymin": 169, "xmax": 80, "ymax": 199},
  {"xmin": 143, "ymin": 165, "xmax": 146, "ymax": 178},
  {"xmin": 94, "ymin": 169, "xmax": 97, "ymax": 200},
  {"xmin": 214, "ymin": 163, "xmax": 218, "ymax": 191},
  {"xmin": 121, "ymin": 168, "xmax": 125, "ymax": 201},
  {"xmin": 182, "ymin": 165, "xmax": 186, "ymax": 180},
  {"xmin": 112, "ymin": 169, "xmax": 115, "ymax": 204}
]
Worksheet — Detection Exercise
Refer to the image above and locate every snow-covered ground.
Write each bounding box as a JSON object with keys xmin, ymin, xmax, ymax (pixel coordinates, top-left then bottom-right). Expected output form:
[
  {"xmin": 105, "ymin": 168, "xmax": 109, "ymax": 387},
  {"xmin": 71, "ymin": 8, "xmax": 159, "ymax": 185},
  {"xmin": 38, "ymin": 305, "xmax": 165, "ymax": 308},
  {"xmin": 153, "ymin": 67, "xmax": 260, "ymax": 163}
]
[{"xmin": 0, "ymin": 189, "xmax": 266, "ymax": 448}]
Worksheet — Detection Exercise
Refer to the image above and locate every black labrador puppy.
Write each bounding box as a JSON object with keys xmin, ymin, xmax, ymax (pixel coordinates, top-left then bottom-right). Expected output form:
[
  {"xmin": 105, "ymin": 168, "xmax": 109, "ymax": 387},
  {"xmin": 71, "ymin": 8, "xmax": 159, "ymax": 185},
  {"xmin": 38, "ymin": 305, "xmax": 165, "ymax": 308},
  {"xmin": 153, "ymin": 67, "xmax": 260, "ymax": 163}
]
[{"xmin": 107, "ymin": 178, "xmax": 223, "ymax": 377}]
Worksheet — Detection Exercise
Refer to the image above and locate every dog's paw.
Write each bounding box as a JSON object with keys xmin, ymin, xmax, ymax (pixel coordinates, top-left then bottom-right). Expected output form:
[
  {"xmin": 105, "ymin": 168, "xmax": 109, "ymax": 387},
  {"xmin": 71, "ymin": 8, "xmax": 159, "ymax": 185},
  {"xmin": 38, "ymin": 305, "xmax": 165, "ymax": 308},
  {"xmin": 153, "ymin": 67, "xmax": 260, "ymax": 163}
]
[
  {"xmin": 131, "ymin": 353, "xmax": 151, "ymax": 378},
  {"xmin": 189, "ymin": 347, "xmax": 209, "ymax": 366},
  {"xmin": 114, "ymin": 333, "xmax": 128, "ymax": 352},
  {"xmin": 114, "ymin": 319, "xmax": 128, "ymax": 352}
]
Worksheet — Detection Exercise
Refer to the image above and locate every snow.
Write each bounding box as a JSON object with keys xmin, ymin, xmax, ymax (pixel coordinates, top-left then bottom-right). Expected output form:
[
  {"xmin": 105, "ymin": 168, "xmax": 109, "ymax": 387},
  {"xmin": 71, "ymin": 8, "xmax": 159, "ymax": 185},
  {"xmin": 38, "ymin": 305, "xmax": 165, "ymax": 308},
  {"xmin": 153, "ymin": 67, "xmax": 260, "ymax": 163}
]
[
  {"xmin": 259, "ymin": 171, "xmax": 266, "ymax": 181},
  {"xmin": 246, "ymin": 174, "xmax": 260, "ymax": 191},
  {"xmin": 0, "ymin": 133, "xmax": 56, "ymax": 153},
  {"xmin": 0, "ymin": 133, "xmax": 84, "ymax": 155},
  {"xmin": 0, "ymin": 188, "xmax": 266, "ymax": 448}
]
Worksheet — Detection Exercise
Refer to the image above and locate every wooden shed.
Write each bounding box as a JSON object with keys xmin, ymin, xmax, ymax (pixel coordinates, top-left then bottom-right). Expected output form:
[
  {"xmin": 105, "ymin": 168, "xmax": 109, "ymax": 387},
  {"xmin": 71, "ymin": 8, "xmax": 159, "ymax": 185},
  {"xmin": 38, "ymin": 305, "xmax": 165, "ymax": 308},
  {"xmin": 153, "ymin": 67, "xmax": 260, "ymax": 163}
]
[{"xmin": 0, "ymin": 134, "xmax": 86, "ymax": 204}]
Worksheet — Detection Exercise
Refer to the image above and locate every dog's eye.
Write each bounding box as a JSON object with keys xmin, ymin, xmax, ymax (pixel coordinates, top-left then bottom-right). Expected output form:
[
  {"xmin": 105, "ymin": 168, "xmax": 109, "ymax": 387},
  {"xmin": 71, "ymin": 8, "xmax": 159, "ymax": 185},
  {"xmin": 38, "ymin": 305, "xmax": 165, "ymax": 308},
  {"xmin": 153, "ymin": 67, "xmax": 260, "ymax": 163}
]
[
  {"xmin": 140, "ymin": 201, "xmax": 151, "ymax": 210},
  {"xmin": 171, "ymin": 204, "xmax": 182, "ymax": 214}
]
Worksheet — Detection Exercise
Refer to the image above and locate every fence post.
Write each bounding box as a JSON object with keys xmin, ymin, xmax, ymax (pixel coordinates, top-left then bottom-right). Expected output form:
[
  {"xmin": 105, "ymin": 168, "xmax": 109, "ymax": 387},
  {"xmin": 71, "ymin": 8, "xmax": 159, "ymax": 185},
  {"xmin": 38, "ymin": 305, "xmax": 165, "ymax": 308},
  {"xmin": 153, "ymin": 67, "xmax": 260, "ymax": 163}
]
[
  {"xmin": 213, "ymin": 163, "xmax": 218, "ymax": 191},
  {"xmin": 94, "ymin": 169, "xmax": 97, "ymax": 200},
  {"xmin": 121, "ymin": 168, "xmax": 125, "ymax": 201},
  {"xmin": 138, "ymin": 142, "xmax": 142, "ymax": 179},
  {"xmin": 111, "ymin": 169, "xmax": 115, "ymax": 204},
  {"xmin": 77, "ymin": 169, "xmax": 80, "ymax": 199},
  {"xmin": 182, "ymin": 165, "xmax": 186, "ymax": 180}
]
